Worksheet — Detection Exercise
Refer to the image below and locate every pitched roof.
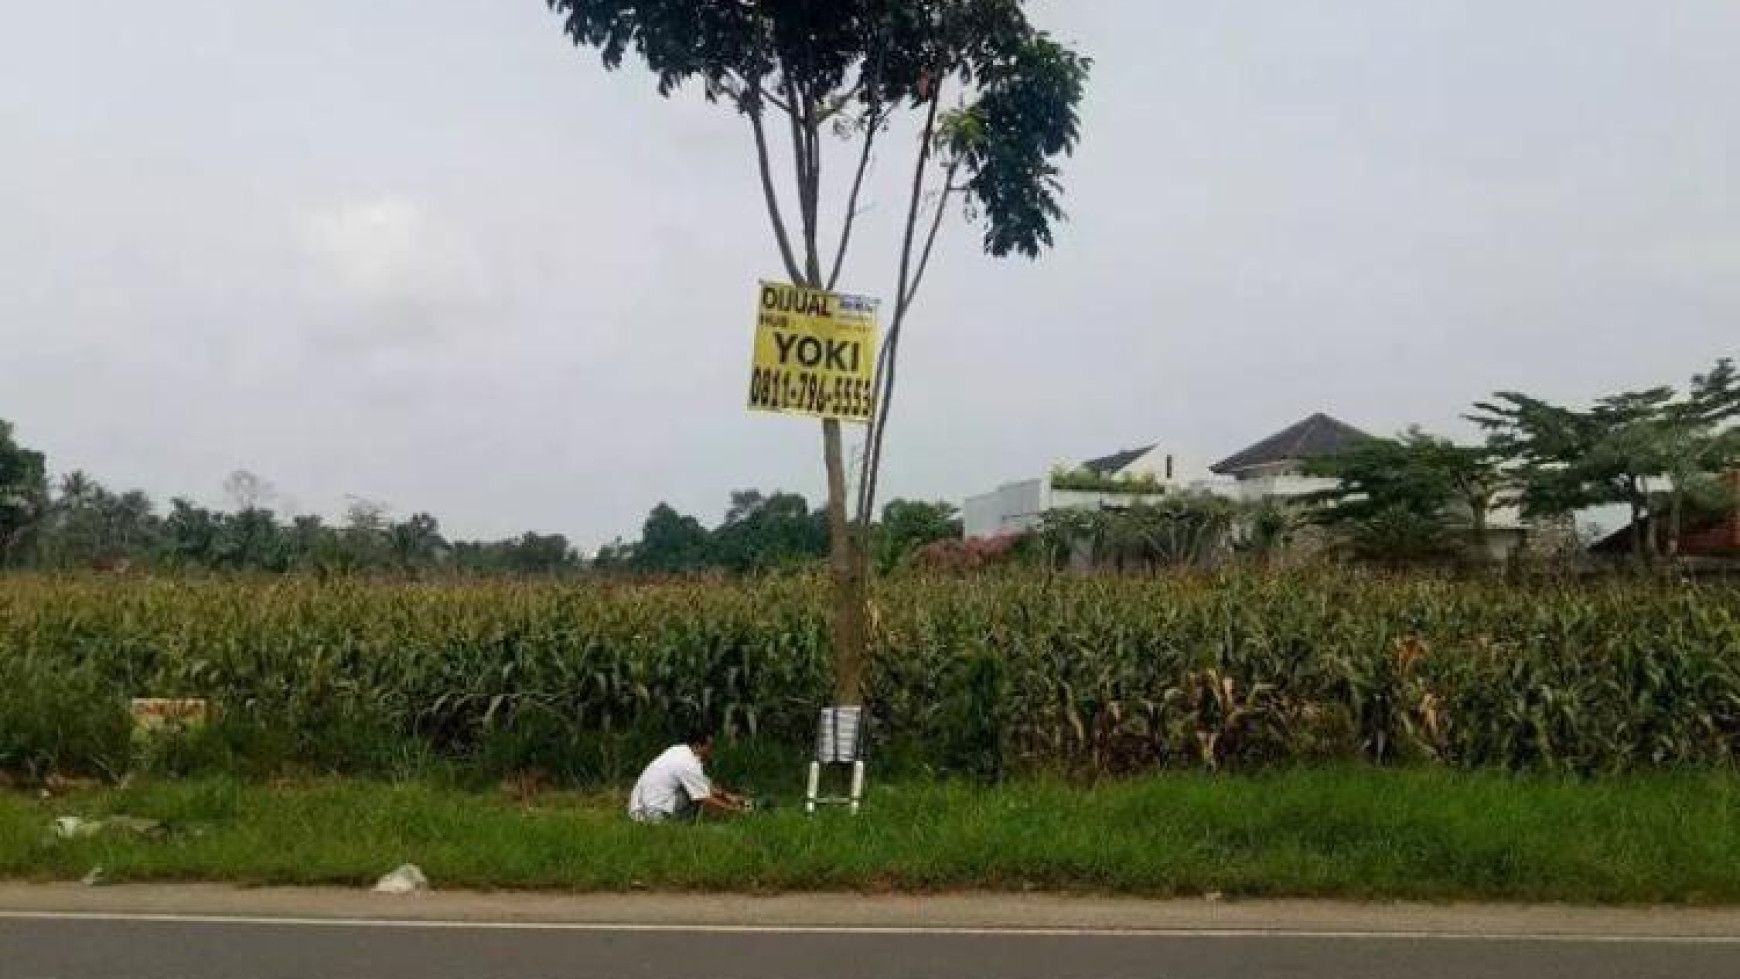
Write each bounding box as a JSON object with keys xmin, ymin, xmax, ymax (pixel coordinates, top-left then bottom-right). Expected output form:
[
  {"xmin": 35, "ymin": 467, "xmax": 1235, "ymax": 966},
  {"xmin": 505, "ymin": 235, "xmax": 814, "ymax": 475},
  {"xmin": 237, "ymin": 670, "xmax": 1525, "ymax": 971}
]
[
  {"xmin": 1080, "ymin": 445, "xmax": 1156, "ymax": 476},
  {"xmin": 1211, "ymin": 413, "xmax": 1373, "ymax": 475}
]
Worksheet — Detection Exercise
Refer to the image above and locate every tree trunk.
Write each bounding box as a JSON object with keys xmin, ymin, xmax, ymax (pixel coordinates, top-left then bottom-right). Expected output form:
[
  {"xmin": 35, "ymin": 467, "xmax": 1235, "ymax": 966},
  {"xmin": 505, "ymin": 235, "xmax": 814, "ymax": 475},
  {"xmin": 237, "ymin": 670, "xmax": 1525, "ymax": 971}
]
[
  {"xmin": 1642, "ymin": 511, "xmax": 1660, "ymax": 565},
  {"xmin": 775, "ymin": 83, "xmax": 871, "ymax": 711},
  {"xmin": 745, "ymin": 76, "xmax": 937, "ymax": 714},
  {"xmin": 1626, "ymin": 477, "xmax": 1652, "ymax": 565},
  {"xmin": 821, "ymin": 419, "xmax": 867, "ymax": 706},
  {"xmin": 1667, "ymin": 484, "xmax": 1684, "ymax": 558}
]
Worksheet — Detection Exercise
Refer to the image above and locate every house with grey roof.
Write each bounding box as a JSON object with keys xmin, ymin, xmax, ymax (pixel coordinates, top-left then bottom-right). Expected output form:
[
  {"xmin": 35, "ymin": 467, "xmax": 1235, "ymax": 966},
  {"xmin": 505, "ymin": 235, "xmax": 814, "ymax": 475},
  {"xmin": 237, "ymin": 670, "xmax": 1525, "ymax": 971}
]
[
  {"xmin": 962, "ymin": 411, "xmax": 1545, "ymax": 561},
  {"xmin": 1209, "ymin": 412, "xmax": 1373, "ymax": 502},
  {"xmin": 1214, "ymin": 412, "xmax": 1538, "ymax": 556},
  {"xmin": 961, "ymin": 412, "xmax": 1391, "ymax": 539}
]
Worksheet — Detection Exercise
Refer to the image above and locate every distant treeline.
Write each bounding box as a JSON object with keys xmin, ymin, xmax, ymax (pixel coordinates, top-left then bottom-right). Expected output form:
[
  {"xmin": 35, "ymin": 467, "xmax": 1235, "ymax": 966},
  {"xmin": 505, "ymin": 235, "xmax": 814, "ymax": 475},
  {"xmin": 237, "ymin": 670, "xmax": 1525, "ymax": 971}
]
[
  {"xmin": 0, "ymin": 423, "xmax": 959, "ymax": 576},
  {"xmin": 593, "ymin": 491, "xmax": 960, "ymax": 575}
]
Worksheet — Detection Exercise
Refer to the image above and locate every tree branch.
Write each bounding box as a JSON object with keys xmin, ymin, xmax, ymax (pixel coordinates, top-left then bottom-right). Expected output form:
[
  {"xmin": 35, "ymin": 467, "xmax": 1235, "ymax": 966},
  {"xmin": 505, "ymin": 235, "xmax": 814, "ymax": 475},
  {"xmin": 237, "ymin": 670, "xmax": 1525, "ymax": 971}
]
[
  {"xmin": 799, "ymin": 85, "xmax": 824, "ymax": 285},
  {"xmin": 722, "ymin": 69, "xmax": 793, "ymax": 115},
  {"xmin": 780, "ymin": 77, "xmax": 823, "ymax": 286},
  {"xmin": 853, "ymin": 79, "xmax": 945, "ymax": 534},
  {"xmin": 826, "ymin": 105, "xmax": 882, "ymax": 291},
  {"xmin": 753, "ymin": 80, "xmax": 793, "ymax": 116},
  {"xmin": 745, "ymin": 98, "xmax": 805, "ymax": 285},
  {"xmin": 827, "ymin": 38, "xmax": 889, "ymax": 292},
  {"xmin": 899, "ymin": 156, "xmax": 963, "ymax": 313},
  {"xmin": 816, "ymin": 77, "xmax": 868, "ymax": 124}
]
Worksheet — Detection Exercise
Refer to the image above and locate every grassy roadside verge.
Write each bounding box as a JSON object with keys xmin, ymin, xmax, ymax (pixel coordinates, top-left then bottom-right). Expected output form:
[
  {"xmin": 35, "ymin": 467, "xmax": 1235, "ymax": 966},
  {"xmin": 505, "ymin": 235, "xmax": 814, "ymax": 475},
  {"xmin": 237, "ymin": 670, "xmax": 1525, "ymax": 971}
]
[{"xmin": 3, "ymin": 769, "xmax": 1738, "ymax": 904}]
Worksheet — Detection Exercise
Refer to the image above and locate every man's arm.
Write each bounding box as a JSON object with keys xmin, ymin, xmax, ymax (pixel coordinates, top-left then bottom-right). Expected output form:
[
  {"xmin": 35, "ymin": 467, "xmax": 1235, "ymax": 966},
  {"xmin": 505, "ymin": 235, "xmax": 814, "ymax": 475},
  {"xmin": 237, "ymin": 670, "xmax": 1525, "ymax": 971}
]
[
  {"xmin": 678, "ymin": 761, "xmax": 744, "ymax": 815},
  {"xmin": 697, "ymin": 792, "xmax": 744, "ymax": 815}
]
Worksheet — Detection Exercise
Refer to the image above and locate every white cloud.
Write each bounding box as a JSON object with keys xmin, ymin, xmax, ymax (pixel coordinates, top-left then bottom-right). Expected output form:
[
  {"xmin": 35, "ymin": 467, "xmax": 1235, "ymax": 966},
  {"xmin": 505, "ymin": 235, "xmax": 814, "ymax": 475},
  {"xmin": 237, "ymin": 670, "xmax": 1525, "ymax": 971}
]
[{"xmin": 296, "ymin": 197, "xmax": 491, "ymax": 347}]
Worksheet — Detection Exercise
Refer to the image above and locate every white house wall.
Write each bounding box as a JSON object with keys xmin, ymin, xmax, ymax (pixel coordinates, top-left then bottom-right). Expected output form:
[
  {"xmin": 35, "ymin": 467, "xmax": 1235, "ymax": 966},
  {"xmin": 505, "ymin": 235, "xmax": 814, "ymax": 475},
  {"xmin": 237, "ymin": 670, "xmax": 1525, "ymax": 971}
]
[
  {"xmin": 1229, "ymin": 472, "xmax": 1340, "ymax": 502},
  {"xmin": 1049, "ymin": 488, "xmax": 1171, "ymax": 512},
  {"xmin": 963, "ymin": 479, "xmax": 1049, "ymax": 538},
  {"xmin": 965, "ymin": 481, "xmax": 1191, "ymax": 539},
  {"xmin": 1116, "ymin": 447, "xmax": 1212, "ymax": 485}
]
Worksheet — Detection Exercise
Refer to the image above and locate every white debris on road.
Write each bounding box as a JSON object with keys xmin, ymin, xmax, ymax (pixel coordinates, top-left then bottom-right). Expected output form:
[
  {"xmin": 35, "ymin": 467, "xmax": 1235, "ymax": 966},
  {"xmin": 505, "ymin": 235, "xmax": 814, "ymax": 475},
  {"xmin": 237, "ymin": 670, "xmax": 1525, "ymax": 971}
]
[{"xmin": 373, "ymin": 864, "xmax": 431, "ymax": 894}]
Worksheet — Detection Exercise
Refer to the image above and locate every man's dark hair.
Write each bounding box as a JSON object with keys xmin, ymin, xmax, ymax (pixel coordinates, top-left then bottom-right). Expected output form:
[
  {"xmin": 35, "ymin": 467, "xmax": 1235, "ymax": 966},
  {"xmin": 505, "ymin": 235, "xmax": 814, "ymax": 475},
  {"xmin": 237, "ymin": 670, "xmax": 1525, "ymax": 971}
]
[{"xmin": 683, "ymin": 722, "xmax": 715, "ymax": 748}]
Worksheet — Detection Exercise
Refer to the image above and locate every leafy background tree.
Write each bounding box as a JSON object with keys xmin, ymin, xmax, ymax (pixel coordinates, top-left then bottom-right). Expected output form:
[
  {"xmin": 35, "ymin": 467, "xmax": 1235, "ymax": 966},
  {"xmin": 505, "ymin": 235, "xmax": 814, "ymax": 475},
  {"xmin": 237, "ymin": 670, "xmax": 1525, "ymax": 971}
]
[
  {"xmin": 388, "ymin": 513, "xmax": 450, "ymax": 573},
  {"xmin": 874, "ymin": 498, "xmax": 961, "ymax": 571},
  {"xmin": 35, "ymin": 473, "xmax": 160, "ymax": 569},
  {"xmin": 545, "ymin": 0, "xmax": 1088, "ymax": 706},
  {"xmin": 452, "ymin": 533, "xmax": 582, "ymax": 576},
  {"xmin": 605, "ymin": 491, "xmax": 958, "ymax": 576},
  {"xmin": 1306, "ymin": 428, "xmax": 1506, "ymax": 562},
  {"xmin": 629, "ymin": 503, "xmax": 715, "ymax": 575},
  {"xmin": 0, "ymin": 420, "xmax": 47, "ymax": 563},
  {"xmin": 712, "ymin": 490, "xmax": 828, "ymax": 574},
  {"xmin": 1471, "ymin": 358, "xmax": 1740, "ymax": 561},
  {"xmin": 1658, "ymin": 359, "xmax": 1740, "ymax": 555},
  {"xmin": 0, "ymin": 439, "xmax": 589, "ymax": 577}
]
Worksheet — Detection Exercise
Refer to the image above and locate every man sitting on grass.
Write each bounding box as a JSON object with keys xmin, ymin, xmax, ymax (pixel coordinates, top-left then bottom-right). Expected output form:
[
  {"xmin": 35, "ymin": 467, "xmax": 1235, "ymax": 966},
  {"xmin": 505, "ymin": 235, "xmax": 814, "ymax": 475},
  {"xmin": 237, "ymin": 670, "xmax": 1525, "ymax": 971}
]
[{"xmin": 627, "ymin": 725, "xmax": 746, "ymax": 823}]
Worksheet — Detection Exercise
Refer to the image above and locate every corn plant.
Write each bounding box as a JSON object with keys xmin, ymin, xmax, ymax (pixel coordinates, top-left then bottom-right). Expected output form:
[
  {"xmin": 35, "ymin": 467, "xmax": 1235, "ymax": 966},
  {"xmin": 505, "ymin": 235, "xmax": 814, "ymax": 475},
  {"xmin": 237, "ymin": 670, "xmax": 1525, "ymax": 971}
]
[{"xmin": 1, "ymin": 569, "xmax": 1737, "ymax": 779}]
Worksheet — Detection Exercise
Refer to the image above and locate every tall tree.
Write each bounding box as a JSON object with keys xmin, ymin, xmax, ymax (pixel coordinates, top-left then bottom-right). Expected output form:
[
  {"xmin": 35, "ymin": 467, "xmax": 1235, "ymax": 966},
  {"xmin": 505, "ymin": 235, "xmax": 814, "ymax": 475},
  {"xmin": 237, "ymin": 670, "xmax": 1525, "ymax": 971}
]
[
  {"xmin": 875, "ymin": 497, "xmax": 961, "ymax": 570},
  {"xmin": 388, "ymin": 512, "xmax": 449, "ymax": 572},
  {"xmin": 545, "ymin": 0, "xmax": 1089, "ymax": 705},
  {"xmin": 215, "ymin": 506, "xmax": 285, "ymax": 572},
  {"xmin": 713, "ymin": 490, "xmax": 827, "ymax": 573},
  {"xmin": 0, "ymin": 420, "xmax": 48, "ymax": 565},
  {"xmin": 222, "ymin": 469, "xmax": 276, "ymax": 513},
  {"xmin": 1472, "ymin": 390, "xmax": 1660, "ymax": 559},
  {"xmin": 161, "ymin": 498, "xmax": 223, "ymax": 568},
  {"xmin": 503, "ymin": 532, "xmax": 582, "ymax": 574},
  {"xmin": 632, "ymin": 502, "xmax": 714, "ymax": 574},
  {"xmin": 1471, "ymin": 359, "xmax": 1740, "ymax": 561},
  {"xmin": 286, "ymin": 514, "xmax": 334, "ymax": 572},
  {"xmin": 1660, "ymin": 359, "xmax": 1740, "ymax": 555},
  {"xmin": 1306, "ymin": 428, "xmax": 1505, "ymax": 560},
  {"xmin": 36, "ymin": 473, "xmax": 161, "ymax": 569}
]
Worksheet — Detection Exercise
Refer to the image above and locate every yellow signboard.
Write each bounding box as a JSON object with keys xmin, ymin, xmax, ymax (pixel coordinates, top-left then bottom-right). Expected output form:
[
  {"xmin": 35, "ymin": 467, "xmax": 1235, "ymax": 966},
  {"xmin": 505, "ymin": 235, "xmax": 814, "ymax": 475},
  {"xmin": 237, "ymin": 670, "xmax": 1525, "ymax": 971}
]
[{"xmin": 747, "ymin": 281, "xmax": 880, "ymax": 423}]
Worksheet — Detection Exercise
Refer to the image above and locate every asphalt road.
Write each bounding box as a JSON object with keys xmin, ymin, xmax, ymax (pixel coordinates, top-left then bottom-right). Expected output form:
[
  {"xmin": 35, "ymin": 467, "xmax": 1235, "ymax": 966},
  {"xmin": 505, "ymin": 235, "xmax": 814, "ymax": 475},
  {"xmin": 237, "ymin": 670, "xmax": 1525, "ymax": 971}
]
[{"xmin": 3, "ymin": 915, "xmax": 1738, "ymax": 979}]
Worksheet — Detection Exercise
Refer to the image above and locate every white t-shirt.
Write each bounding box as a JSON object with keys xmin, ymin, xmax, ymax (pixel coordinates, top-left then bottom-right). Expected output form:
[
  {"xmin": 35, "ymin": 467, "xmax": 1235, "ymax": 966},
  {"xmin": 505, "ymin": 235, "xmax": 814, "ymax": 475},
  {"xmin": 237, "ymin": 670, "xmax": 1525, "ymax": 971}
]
[{"xmin": 628, "ymin": 745, "xmax": 712, "ymax": 822}]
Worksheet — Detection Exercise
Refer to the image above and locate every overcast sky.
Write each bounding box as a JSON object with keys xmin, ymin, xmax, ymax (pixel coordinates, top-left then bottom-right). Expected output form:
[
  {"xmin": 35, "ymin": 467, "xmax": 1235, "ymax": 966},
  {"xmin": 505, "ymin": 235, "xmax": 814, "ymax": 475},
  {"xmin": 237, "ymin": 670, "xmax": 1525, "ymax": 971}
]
[{"xmin": 3, "ymin": 2, "xmax": 1736, "ymax": 546}]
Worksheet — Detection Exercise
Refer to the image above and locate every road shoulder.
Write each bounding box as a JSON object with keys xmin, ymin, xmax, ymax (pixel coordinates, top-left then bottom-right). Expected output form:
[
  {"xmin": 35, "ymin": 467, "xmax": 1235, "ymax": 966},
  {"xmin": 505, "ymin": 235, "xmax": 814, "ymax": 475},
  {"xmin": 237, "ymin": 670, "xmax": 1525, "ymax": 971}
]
[{"xmin": 2, "ymin": 883, "xmax": 1738, "ymax": 940}]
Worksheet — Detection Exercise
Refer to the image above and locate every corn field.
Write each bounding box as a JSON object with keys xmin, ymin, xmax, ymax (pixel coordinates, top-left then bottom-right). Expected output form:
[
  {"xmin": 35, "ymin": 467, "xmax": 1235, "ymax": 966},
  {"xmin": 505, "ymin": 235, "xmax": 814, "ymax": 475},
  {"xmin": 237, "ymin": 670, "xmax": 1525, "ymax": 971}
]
[{"xmin": 3, "ymin": 570, "xmax": 1739, "ymax": 780}]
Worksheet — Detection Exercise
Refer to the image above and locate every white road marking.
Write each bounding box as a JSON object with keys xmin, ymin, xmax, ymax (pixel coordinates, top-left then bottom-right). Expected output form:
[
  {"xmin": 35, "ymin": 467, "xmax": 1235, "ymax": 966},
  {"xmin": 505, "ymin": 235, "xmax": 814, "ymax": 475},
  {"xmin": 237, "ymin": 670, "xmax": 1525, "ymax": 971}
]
[{"xmin": 0, "ymin": 910, "xmax": 1736, "ymax": 944}]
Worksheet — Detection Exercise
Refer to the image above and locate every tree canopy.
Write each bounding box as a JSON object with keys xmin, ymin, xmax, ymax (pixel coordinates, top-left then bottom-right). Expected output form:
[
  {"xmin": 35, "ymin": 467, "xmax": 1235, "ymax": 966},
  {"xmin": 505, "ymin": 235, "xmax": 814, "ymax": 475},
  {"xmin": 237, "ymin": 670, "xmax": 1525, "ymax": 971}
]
[
  {"xmin": 1305, "ymin": 428, "xmax": 1505, "ymax": 561},
  {"xmin": 713, "ymin": 490, "xmax": 829, "ymax": 573},
  {"xmin": 599, "ymin": 492, "xmax": 959, "ymax": 575},
  {"xmin": 546, "ymin": 0, "xmax": 1087, "ymax": 261},
  {"xmin": 875, "ymin": 497, "xmax": 961, "ymax": 570},
  {"xmin": 1470, "ymin": 358, "xmax": 1740, "ymax": 558},
  {"xmin": 545, "ymin": 0, "xmax": 1088, "ymax": 705},
  {"xmin": 0, "ymin": 421, "xmax": 48, "ymax": 561}
]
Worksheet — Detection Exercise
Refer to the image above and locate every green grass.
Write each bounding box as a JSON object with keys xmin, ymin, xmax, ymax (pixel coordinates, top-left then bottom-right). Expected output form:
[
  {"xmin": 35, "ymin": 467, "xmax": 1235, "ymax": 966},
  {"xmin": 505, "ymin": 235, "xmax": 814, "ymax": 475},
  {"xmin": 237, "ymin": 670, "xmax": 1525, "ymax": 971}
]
[{"xmin": 5, "ymin": 768, "xmax": 1740, "ymax": 903}]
